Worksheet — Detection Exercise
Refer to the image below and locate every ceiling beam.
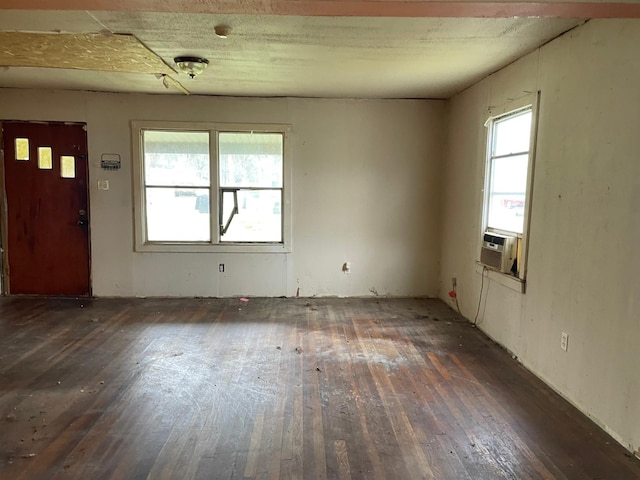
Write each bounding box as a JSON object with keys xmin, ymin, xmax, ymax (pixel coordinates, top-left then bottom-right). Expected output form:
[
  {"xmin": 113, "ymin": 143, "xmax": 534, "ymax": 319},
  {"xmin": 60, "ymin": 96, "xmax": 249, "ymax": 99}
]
[{"xmin": 1, "ymin": 0, "xmax": 640, "ymax": 19}]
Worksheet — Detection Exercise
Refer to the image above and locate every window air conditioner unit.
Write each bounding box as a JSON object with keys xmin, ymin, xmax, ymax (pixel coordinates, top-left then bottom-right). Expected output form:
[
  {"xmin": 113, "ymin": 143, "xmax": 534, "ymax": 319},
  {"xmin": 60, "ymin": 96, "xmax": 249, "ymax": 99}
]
[{"xmin": 480, "ymin": 232, "xmax": 516, "ymax": 273}]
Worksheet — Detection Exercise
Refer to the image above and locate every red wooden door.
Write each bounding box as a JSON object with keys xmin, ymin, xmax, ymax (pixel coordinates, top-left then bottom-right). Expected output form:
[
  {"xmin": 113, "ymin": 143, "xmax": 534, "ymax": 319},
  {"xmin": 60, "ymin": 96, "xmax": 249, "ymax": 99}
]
[{"xmin": 2, "ymin": 122, "xmax": 90, "ymax": 295}]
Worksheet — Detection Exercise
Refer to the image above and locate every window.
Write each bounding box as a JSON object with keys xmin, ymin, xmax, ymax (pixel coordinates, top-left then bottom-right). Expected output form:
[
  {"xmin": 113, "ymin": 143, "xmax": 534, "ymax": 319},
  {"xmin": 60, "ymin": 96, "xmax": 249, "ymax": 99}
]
[
  {"xmin": 132, "ymin": 121, "xmax": 291, "ymax": 253},
  {"xmin": 60, "ymin": 155, "xmax": 76, "ymax": 178},
  {"xmin": 486, "ymin": 109, "xmax": 531, "ymax": 234},
  {"xmin": 38, "ymin": 146, "xmax": 53, "ymax": 170},
  {"xmin": 482, "ymin": 93, "xmax": 538, "ymax": 281},
  {"xmin": 218, "ymin": 132, "xmax": 283, "ymax": 243},
  {"xmin": 15, "ymin": 138, "xmax": 29, "ymax": 161},
  {"xmin": 143, "ymin": 131, "xmax": 210, "ymax": 242}
]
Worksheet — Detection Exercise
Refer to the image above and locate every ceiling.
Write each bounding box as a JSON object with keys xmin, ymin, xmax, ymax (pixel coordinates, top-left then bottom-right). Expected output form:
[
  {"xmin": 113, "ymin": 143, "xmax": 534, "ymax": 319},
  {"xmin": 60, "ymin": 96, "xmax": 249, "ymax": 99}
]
[{"xmin": 0, "ymin": 2, "xmax": 632, "ymax": 98}]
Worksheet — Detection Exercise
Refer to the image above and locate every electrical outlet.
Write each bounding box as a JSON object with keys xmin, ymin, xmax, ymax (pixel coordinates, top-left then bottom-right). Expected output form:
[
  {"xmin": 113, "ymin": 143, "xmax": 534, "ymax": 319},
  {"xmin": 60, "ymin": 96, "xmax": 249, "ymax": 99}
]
[
  {"xmin": 219, "ymin": 264, "xmax": 224, "ymax": 273},
  {"xmin": 342, "ymin": 262, "xmax": 351, "ymax": 274},
  {"xmin": 560, "ymin": 332, "xmax": 569, "ymax": 352}
]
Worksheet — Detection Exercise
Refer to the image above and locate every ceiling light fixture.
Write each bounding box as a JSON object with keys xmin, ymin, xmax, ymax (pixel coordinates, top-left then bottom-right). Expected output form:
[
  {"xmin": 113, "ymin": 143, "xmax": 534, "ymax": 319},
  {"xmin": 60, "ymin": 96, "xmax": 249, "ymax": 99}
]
[{"xmin": 174, "ymin": 56, "xmax": 209, "ymax": 78}]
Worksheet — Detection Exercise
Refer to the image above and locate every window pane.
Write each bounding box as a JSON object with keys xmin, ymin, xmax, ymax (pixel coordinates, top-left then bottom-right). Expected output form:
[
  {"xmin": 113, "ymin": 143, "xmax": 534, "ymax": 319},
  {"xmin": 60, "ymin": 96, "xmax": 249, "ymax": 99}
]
[
  {"xmin": 61, "ymin": 156, "xmax": 75, "ymax": 178},
  {"xmin": 487, "ymin": 154, "xmax": 528, "ymax": 233},
  {"xmin": 219, "ymin": 132, "xmax": 283, "ymax": 188},
  {"xmin": 493, "ymin": 110, "xmax": 532, "ymax": 156},
  {"xmin": 15, "ymin": 138, "xmax": 29, "ymax": 161},
  {"xmin": 146, "ymin": 187, "xmax": 210, "ymax": 241},
  {"xmin": 38, "ymin": 147, "xmax": 53, "ymax": 169},
  {"xmin": 491, "ymin": 155, "xmax": 528, "ymax": 194},
  {"xmin": 143, "ymin": 131, "xmax": 209, "ymax": 187},
  {"xmin": 221, "ymin": 189, "xmax": 282, "ymax": 242}
]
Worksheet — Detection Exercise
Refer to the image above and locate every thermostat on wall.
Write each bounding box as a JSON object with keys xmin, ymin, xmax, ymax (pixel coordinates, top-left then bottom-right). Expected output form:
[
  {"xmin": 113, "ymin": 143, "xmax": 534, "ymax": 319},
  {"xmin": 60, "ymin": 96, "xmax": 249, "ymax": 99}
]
[{"xmin": 100, "ymin": 153, "xmax": 121, "ymax": 170}]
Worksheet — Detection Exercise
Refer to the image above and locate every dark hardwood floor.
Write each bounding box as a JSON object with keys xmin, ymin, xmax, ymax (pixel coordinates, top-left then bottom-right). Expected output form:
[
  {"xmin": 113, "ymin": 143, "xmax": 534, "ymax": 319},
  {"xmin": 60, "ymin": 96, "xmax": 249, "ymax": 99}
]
[{"xmin": 0, "ymin": 297, "xmax": 638, "ymax": 479}]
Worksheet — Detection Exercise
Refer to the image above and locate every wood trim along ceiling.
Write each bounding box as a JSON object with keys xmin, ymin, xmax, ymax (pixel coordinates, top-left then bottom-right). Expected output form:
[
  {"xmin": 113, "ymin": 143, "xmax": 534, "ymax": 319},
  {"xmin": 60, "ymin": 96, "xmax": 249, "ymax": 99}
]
[{"xmin": 1, "ymin": 0, "xmax": 640, "ymax": 19}]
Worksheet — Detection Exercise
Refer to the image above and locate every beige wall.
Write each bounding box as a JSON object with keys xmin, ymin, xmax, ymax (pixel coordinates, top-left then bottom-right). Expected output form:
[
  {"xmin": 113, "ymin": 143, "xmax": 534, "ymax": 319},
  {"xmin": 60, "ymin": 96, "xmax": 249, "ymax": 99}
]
[
  {"xmin": 0, "ymin": 91, "xmax": 444, "ymax": 297},
  {"xmin": 2, "ymin": 15, "xmax": 637, "ymax": 457},
  {"xmin": 440, "ymin": 19, "xmax": 640, "ymax": 453}
]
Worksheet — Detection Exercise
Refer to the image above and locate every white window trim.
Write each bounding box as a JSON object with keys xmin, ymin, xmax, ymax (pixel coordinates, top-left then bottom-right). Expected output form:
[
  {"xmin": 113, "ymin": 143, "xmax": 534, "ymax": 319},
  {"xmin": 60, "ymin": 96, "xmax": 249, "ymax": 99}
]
[
  {"xmin": 479, "ymin": 91, "xmax": 540, "ymax": 288},
  {"xmin": 131, "ymin": 120, "xmax": 292, "ymax": 253}
]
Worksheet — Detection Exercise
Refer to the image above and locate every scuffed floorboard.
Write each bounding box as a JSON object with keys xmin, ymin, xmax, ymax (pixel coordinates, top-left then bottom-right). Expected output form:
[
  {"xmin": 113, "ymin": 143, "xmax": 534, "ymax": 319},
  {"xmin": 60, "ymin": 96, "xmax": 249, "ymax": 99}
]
[{"xmin": 0, "ymin": 297, "xmax": 639, "ymax": 479}]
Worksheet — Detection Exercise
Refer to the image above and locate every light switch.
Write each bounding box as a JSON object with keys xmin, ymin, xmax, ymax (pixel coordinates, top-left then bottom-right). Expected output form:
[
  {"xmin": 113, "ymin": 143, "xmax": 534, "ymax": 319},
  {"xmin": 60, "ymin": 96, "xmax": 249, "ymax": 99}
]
[{"xmin": 97, "ymin": 180, "xmax": 110, "ymax": 191}]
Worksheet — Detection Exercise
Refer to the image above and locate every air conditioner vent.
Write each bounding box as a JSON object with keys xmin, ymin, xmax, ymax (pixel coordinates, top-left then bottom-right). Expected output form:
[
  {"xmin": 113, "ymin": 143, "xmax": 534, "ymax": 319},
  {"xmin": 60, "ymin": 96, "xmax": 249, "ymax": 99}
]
[{"xmin": 480, "ymin": 231, "xmax": 516, "ymax": 273}]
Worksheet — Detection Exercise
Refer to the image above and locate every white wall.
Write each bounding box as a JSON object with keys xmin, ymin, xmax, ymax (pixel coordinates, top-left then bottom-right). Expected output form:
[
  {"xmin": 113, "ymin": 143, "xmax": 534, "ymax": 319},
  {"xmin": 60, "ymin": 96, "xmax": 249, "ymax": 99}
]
[
  {"xmin": 0, "ymin": 91, "xmax": 444, "ymax": 298},
  {"xmin": 440, "ymin": 19, "xmax": 640, "ymax": 454}
]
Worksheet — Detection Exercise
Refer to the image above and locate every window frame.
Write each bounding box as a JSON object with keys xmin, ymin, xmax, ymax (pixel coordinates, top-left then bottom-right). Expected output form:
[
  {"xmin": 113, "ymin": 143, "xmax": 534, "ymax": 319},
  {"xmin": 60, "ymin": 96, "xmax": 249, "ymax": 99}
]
[
  {"xmin": 480, "ymin": 92, "xmax": 540, "ymax": 284},
  {"xmin": 132, "ymin": 120, "xmax": 292, "ymax": 253}
]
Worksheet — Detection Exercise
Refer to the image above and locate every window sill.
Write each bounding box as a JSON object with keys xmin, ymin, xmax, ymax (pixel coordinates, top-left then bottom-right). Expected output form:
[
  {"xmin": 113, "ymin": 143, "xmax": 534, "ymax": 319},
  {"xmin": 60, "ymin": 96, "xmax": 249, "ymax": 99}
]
[
  {"xmin": 135, "ymin": 242, "xmax": 291, "ymax": 254},
  {"xmin": 475, "ymin": 261, "xmax": 526, "ymax": 294}
]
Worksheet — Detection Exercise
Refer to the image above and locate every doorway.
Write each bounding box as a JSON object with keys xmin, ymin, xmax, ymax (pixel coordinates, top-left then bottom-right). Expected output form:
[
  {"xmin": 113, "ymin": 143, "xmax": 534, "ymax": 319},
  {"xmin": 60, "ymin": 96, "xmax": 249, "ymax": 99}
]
[{"xmin": 1, "ymin": 121, "xmax": 91, "ymax": 296}]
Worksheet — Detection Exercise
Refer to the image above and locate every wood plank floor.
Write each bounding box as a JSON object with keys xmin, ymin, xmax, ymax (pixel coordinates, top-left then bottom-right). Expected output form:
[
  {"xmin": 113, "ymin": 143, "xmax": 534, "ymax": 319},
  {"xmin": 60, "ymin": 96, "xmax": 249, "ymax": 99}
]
[{"xmin": 1, "ymin": 297, "xmax": 639, "ymax": 480}]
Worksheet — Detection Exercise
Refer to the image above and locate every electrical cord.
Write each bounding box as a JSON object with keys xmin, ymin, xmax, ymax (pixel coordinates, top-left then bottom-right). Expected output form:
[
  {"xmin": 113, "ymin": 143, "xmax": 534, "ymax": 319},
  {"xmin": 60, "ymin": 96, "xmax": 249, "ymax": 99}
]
[{"xmin": 473, "ymin": 266, "xmax": 488, "ymax": 326}]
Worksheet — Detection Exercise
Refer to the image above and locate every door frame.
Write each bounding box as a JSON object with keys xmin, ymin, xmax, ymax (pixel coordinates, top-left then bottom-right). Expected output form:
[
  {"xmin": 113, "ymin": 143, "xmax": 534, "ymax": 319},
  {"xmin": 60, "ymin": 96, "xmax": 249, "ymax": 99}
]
[
  {"xmin": 0, "ymin": 122, "xmax": 7, "ymax": 295},
  {"xmin": 0, "ymin": 120, "xmax": 93, "ymax": 296}
]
